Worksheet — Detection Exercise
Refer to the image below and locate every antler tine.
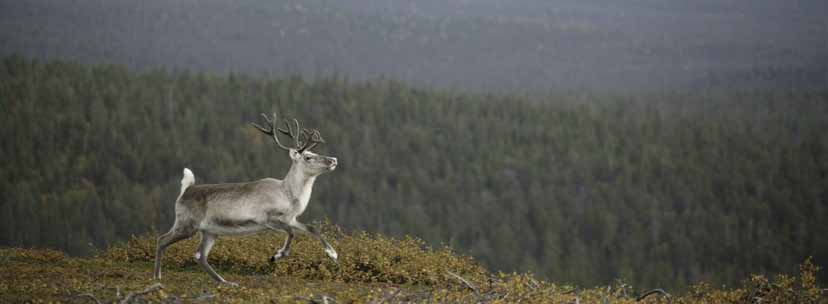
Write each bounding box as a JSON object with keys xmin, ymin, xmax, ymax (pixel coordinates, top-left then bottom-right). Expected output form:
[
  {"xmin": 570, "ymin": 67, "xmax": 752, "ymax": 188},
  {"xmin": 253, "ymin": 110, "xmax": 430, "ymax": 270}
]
[
  {"xmin": 250, "ymin": 113, "xmax": 273, "ymax": 133},
  {"xmin": 291, "ymin": 119, "xmax": 301, "ymax": 148},
  {"xmin": 250, "ymin": 112, "xmax": 292, "ymax": 151},
  {"xmin": 276, "ymin": 119, "xmax": 301, "ymax": 144},
  {"xmin": 297, "ymin": 128, "xmax": 325, "ymax": 152},
  {"xmin": 277, "ymin": 122, "xmax": 290, "ymax": 136},
  {"xmin": 253, "ymin": 112, "xmax": 324, "ymax": 152},
  {"xmin": 307, "ymin": 129, "xmax": 324, "ymax": 144}
]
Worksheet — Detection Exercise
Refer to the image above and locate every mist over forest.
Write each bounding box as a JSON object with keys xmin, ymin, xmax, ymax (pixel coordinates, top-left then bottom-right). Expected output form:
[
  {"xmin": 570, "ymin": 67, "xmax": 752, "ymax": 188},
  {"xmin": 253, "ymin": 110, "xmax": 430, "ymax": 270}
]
[
  {"xmin": 1, "ymin": 0, "xmax": 826, "ymax": 91},
  {"xmin": 1, "ymin": 0, "xmax": 827, "ymax": 295}
]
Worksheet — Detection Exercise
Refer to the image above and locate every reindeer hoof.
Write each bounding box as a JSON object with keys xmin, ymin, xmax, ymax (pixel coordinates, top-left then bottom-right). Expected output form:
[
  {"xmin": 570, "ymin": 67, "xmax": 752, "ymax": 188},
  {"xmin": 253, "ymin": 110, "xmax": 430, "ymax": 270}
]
[
  {"xmin": 325, "ymin": 248, "xmax": 338, "ymax": 261},
  {"xmin": 270, "ymin": 251, "xmax": 288, "ymax": 263}
]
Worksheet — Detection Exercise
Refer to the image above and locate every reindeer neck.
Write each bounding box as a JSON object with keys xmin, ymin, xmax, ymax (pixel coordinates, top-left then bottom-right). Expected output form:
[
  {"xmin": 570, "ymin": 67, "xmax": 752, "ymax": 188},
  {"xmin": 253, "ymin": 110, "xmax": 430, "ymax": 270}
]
[{"xmin": 283, "ymin": 164, "xmax": 317, "ymax": 202}]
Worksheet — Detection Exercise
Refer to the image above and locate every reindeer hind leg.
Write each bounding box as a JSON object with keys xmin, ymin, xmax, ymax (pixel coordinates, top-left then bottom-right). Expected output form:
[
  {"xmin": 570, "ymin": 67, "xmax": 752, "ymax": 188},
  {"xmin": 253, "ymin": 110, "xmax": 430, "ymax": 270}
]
[{"xmin": 154, "ymin": 223, "xmax": 195, "ymax": 280}]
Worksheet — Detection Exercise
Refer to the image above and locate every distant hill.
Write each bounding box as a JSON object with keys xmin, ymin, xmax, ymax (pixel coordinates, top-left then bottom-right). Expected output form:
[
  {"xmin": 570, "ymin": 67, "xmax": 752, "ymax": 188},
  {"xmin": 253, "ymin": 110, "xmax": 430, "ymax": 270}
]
[{"xmin": 1, "ymin": 0, "xmax": 826, "ymax": 91}]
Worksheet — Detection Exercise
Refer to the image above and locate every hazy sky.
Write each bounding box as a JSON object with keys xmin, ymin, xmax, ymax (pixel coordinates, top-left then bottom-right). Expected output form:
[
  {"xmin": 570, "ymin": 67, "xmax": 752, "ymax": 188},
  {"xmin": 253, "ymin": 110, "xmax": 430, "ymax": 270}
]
[{"xmin": 1, "ymin": 0, "xmax": 826, "ymax": 90}]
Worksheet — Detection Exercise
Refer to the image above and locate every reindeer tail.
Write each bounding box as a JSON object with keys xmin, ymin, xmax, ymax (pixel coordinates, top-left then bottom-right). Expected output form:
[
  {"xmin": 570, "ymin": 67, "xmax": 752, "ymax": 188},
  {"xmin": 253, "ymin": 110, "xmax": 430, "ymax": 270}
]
[{"xmin": 180, "ymin": 168, "xmax": 195, "ymax": 196}]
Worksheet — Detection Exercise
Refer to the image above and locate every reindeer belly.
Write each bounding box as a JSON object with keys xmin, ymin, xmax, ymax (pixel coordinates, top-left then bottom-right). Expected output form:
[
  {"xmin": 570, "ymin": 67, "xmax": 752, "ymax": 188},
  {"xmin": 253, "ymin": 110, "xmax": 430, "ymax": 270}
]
[{"xmin": 200, "ymin": 216, "xmax": 267, "ymax": 235}]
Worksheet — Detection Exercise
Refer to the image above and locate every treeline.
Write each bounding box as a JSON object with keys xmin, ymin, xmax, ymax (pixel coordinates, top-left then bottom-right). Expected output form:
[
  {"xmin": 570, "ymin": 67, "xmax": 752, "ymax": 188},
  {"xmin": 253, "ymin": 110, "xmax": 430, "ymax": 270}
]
[{"xmin": 1, "ymin": 56, "xmax": 827, "ymax": 290}]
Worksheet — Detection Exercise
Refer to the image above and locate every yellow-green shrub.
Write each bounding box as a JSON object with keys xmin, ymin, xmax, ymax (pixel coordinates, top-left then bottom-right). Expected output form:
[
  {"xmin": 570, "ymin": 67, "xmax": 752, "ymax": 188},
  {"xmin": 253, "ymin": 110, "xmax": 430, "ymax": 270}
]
[{"xmin": 100, "ymin": 222, "xmax": 487, "ymax": 286}]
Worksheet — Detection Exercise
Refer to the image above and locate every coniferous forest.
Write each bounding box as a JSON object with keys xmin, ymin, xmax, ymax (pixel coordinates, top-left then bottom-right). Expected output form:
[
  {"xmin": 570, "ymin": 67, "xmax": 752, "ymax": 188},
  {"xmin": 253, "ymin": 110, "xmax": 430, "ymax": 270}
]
[{"xmin": 1, "ymin": 56, "xmax": 826, "ymax": 291}]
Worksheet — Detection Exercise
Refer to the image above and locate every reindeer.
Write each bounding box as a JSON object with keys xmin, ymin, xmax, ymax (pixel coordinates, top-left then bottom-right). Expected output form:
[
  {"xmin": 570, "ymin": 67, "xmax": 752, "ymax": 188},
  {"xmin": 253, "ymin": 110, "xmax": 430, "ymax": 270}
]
[{"xmin": 153, "ymin": 113, "xmax": 339, "ymax": 286}]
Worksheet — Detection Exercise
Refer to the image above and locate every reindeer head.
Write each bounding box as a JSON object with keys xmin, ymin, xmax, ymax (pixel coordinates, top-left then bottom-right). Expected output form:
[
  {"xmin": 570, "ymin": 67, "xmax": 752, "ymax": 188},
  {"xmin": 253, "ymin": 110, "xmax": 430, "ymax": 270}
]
[{"xmin": 251, "ymin": 113, "xmax": 337, "ymax": 176}]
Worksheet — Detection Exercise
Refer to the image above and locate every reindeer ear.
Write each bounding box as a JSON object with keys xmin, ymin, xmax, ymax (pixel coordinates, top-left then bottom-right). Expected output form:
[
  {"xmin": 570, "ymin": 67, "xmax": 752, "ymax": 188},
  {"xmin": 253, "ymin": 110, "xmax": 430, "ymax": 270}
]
[{"xmin": 289, "ymin": 148, "xmax": 301, "ymax": 160}]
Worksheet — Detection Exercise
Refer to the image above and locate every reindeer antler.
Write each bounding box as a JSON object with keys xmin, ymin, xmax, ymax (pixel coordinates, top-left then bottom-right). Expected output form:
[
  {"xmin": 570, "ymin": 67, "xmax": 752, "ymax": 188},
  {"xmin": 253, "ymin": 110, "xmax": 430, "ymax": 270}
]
[
  {"xmin": 251, "ymin": 113, "xmax": 292, "ymax": 151},
  {"xmin": 251, "ymin": 113, "xmax": 324, "ymax": 153},
  {"xmin": 299, "ymin": 128, "xmax": 324, "ymax": 152}
]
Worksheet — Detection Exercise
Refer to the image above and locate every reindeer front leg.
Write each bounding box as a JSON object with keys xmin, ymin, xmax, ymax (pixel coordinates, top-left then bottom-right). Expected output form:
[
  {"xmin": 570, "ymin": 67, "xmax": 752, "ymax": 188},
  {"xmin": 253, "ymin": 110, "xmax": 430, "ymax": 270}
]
[
  {"xmin": 265, "ymin": 224, "xmax": 293, "ymax": 263},
  {"xmin": 289, "ymin": 221, "xmax": 338, "ymax": 261}
]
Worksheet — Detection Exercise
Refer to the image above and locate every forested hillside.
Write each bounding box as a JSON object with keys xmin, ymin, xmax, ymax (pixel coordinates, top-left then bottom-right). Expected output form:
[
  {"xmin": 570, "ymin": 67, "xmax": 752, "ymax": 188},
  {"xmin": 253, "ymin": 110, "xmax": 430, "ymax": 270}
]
[{"xmin": 1, "ymin": 56, "xmax": 827, "ymax": 291}]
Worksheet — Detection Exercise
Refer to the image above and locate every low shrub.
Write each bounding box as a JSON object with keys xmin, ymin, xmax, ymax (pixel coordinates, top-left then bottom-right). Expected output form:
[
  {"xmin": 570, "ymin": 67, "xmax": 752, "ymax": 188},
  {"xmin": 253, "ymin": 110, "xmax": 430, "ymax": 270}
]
[{"xmin": 100, "ymin": 221, "xmax": 488, "ymax": 286}]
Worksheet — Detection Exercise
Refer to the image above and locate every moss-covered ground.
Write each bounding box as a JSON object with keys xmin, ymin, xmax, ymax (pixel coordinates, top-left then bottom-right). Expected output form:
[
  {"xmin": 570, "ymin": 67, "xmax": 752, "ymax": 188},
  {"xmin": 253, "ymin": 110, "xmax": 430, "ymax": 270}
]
[{"xmin": 1, "ymin": 224, "xmax": 825, "ymax": 303}]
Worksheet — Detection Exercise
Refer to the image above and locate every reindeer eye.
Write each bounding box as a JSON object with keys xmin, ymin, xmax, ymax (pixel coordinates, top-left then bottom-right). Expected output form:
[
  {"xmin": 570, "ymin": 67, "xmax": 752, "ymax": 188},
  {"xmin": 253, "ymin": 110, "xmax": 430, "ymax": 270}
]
[{"xmin": 304, "ymin": 156, "xmax": 311, "ymax": 161}]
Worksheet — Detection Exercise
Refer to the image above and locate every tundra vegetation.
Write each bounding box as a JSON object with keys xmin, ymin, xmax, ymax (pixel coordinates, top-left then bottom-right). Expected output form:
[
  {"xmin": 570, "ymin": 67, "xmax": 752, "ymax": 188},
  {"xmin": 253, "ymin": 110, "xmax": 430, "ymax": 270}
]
[
  {"xmin": 1, "ymin": 222, "xmax": 825, "ymax": 303},
  {"xmin": 1, "ymin": 56, "xmax": 827, "ymax": 300}
]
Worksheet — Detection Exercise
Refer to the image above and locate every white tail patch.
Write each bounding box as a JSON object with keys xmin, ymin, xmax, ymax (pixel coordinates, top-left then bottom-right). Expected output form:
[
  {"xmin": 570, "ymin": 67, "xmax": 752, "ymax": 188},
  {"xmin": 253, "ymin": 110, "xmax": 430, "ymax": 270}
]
[{"xmin": 179, "ymin": 168, "xmax": 195, "ymax": 198}]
